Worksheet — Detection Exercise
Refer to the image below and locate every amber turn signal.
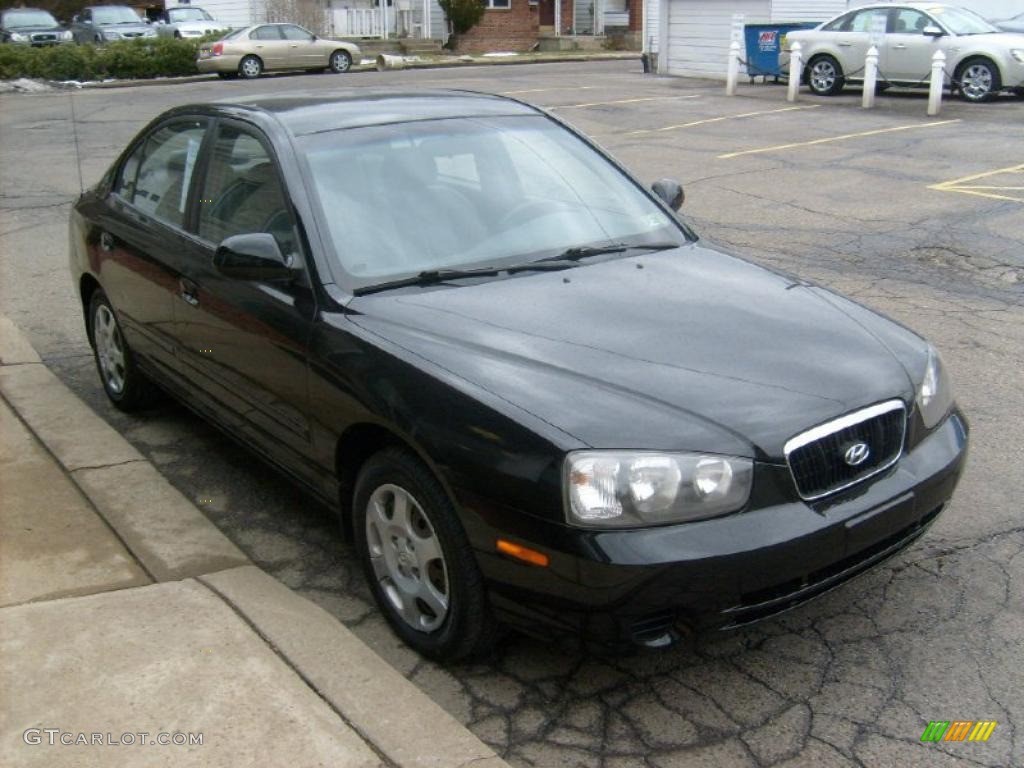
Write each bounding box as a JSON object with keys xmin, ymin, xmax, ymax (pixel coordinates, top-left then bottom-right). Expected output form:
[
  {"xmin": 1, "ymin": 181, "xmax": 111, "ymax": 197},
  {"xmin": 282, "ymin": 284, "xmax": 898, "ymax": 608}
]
[{"xmin": 496, "ymin": 539, "xmax": 549, "ymax": 567}]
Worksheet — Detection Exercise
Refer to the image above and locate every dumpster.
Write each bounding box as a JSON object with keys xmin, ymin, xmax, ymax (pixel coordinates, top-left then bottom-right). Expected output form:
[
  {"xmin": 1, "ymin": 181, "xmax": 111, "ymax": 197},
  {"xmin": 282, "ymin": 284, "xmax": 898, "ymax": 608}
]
[{"xmin": 743, "ymin": 23, "xmax": 817, "ymax": 82}]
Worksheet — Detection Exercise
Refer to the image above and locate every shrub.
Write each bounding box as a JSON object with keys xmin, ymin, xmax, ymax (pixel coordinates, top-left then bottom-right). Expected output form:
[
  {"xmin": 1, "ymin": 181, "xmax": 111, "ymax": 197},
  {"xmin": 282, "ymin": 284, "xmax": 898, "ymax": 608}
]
[
  {"xmin": 0, "ymin": 37, "xmax": 207, "ymax": 82},
  {"xmin": 438, "ymin": 0, "xmax": 485, "ymax": 36}
]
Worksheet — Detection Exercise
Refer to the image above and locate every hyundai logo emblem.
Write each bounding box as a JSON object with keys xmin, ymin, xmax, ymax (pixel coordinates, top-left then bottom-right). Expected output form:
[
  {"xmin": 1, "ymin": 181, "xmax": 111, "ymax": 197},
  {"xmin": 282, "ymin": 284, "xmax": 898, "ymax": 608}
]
[{"xmin": 844, "ymin": 442, "xmax": 871, "ymax": 467}]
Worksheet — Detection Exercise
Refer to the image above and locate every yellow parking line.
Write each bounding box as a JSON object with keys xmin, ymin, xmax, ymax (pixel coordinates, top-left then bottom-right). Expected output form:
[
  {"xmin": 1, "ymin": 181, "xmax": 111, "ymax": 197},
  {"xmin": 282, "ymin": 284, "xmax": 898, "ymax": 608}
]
[
  {"xmin": 928, "ymin": 162, "xmax": 1024, "ymax": 203},
  {"xmin": 502, "ymin": 86, "xmax": 600, "ymax": 95},
  {"xmin": 553, "ymin": 95, "xmax": 701, "ymax": 109},
  {"xmin": 627, "ymin": 105, "xmax": 819, "ymax": 136},
  {"xmin": 718, "ymin": 119, "xmax": 961, "ymax": 159}
]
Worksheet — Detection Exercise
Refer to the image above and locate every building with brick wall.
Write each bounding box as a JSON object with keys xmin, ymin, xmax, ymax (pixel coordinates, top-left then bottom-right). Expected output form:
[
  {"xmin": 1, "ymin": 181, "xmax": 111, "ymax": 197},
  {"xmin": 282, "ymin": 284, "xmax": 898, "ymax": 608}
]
[{"xmin": 456, "ymin": 0, "xmax": 539, "ymax": 52}]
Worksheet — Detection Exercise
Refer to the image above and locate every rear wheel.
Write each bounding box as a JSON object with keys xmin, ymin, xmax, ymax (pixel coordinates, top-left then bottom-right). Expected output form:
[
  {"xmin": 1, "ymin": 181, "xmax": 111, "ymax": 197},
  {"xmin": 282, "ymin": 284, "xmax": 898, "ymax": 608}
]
[
  {"xmin": 329, "ymin": 49, "xmax": 353, "ymax": 73},
  {"xmin": 89, "ymin": 290, "xmax": 160, "ymax": 411},
  {"xmin": 806, "ymin": 55, "xmax": 845, "ymax": 96},
  {"xmin": 238, "ymin": 54, "xmax": 263, "ymax": 79},
  {"xmin": 353, "ymin": 447, "xmax": 500, "ymax": 661},
  {"xmin": 956, "ymin": 58, "xmax": 1000, "ymax": 102}
]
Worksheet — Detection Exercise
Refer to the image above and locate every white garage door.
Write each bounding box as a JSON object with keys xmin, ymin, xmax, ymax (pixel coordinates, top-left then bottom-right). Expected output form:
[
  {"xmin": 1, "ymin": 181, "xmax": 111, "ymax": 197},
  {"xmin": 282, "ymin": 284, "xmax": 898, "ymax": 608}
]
[
  {"xmin": 770, "ymin": 0, "xmax": 846, "ymax": 24},
  {"xmin": 661, "ymin": 0, "xmax": 769, "ymax": 79},
  {"xmin": 644, "ymin": 0, "xmax": 660, "ymax": 53}
]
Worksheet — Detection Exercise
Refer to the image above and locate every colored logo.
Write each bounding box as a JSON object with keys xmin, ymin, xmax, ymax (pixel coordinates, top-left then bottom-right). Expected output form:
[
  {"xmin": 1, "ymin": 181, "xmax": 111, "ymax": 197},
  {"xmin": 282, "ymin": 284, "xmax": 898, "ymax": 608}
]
[
  {"xmin": 758, "ymin": 30, "xmax": 779, "ymax": 52},
  {"xmin": 921, "ymin": 721, "xmax": 997, "ymax": 743},
  {"xmin": 843, "ymin": 442, "xmax": 871, "ymax": 466}
]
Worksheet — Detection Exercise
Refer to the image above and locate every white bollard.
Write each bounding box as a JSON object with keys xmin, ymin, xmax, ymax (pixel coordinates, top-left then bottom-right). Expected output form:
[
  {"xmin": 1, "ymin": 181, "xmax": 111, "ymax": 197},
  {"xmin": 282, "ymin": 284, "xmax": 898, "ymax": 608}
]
[
  {"xmin": 862, "ymin": 46, "xmax": 879, "ymax": 109},
  {"xmin": 927, "ymin": 49, "xmax": 946, "ymax": 116},
  {"xmin": 787, "ymin": 42, "xmax": 802, "ymax": 103},
  {"xmin": 726, "ymin": 41, "xmax": 740, "ymax": 96}
]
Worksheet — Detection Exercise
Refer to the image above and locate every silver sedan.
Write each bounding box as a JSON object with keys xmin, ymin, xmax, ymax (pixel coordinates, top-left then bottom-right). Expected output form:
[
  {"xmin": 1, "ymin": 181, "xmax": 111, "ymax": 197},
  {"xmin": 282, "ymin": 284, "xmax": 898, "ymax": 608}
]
[{"xmin": 783, "ymin": 3, "xmax": 1024, "ymax": 102}]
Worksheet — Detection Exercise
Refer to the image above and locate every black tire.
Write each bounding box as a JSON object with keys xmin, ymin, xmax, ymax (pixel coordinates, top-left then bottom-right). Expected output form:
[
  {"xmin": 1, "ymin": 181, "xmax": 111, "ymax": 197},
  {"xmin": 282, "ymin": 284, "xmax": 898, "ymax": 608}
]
[
  {"xmin": 88, "ymin": 289, "xmax": 161, "ymax": 412},
  {"xmin": 806, "ymin": 54, "xmax": 845, "ymax": 96},
  {"xmin": 174, "ymin": 31, "xmax": 182, "ymax": 39},
  {"xmin": 1014, "ymin": 87, "xmax": 1024, "ymax": 98},
  {"xmin": 329, "ymin": 49, "xmax": 352, "ymax": 73},
  {"xmin": 353, "ymin": 447, "xmax": 500, "ymax": 661},
  {"xmin": 956, "ymin": 57, "xmax": 1001, "ymax": 103},
  {"xmin": 238, "ymin": 54, "xmax": 263, "ymax": 79}
]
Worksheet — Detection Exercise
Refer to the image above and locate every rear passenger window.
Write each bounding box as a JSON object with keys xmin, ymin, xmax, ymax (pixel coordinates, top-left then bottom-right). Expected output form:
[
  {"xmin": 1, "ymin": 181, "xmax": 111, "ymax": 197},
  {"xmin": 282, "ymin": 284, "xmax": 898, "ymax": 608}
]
[
  {"xmin": 197, "ymin": 125, "xmax": 297, "ymax": 257},
  {"xmin": 131, "ymin": 120, "xmax": 207, "ymax": 228},
  {"xmin": 250, "ymin": 25, "xmax": 281, "ymax": 40}
]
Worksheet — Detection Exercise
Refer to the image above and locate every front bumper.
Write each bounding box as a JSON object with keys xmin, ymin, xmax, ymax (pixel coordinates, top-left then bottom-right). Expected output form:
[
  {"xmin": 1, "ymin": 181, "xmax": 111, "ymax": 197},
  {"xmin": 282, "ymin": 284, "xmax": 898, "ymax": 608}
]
[{"xmin": 478, "ymin": 410, "xmax": 968, "ymax": 648}]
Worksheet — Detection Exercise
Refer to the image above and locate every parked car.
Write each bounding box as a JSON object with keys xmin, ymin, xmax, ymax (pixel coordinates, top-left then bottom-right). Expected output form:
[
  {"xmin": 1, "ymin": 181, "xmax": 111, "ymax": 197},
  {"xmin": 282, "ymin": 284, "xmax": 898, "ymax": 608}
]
[
  {"xmin": 197, "ymin": 24, "xmax": 359, "ymax": 78},
  {"xmin": 69, "ymin": 91, "xmax": 968, "ymax": 660},
  {"xmin": 155, "ymin": 6, "xmax": 228, "ymax": 39},
  {"xmin": 995, "ymin": 11, "xmax": 1024, "ymax": 35},
  {"xmin": 1, "ymin": 8, "xmax": 73, "ymax": 45},
  {"xmin": 783, "ymin": 3, "xmax": 1024, "ymax": 101},
  {"xmin": 70, "ymin": 5, "xmax": 156, "ymax": 44}
]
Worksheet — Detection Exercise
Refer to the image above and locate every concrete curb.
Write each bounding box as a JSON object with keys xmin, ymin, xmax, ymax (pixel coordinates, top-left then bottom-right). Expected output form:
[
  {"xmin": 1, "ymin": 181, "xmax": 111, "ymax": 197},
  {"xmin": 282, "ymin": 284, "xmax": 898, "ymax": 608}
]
[
  {"xmin": 67, "ymin": 52, "xmax": 639, "ymax": 90},
  {"xmin": 202, "ymin": 566, "xmax": 509, "ymax": 768},
  {"xmin": 0, "ymin": 314, "xmax": 511, "ymax": 768}
]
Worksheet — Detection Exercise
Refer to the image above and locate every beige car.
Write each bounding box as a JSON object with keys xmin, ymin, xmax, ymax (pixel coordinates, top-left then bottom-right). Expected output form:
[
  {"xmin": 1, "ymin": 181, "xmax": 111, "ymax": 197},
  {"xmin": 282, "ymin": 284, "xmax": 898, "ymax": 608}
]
[{"xmin": 197, "ymin": 23, "xmax": 360, "ymax": 79}]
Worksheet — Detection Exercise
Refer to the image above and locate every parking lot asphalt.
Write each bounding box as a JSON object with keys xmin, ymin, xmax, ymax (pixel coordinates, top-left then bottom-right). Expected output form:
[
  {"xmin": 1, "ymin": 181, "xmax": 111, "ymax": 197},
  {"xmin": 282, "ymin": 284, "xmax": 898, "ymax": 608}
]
[{"xmin": 2, "ymin": 61, "xmax": 1023, "ymax": 767}]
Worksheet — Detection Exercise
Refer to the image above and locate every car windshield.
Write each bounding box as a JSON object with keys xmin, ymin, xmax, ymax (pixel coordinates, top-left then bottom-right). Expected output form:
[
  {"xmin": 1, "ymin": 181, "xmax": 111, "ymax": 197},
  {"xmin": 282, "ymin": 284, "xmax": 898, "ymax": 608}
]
[
  {"xmin": 169, "ymin": 8, "xmax": 213, "ymax": 22},
  {"xmin": 4, "ymin": 10, "xmax": 59, "ymax": 27},
  {"xmin": 926, "ymin": 6, "xmax": 997, "ymax": 34},
  {"xmin": 300, "ymin": 115, "xmax": 691, "ymax": 290},
  {"xmin": 93, "ymin": 6, "xmax": 143, "ymax": 24}
]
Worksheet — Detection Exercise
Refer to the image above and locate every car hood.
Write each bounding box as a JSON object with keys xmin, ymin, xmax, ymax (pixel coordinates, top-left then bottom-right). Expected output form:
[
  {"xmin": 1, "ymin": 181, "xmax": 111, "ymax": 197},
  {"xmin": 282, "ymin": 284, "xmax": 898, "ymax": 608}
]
[
  {"xmin": 7, "ymin": 24, "xmax": 64, "ymax": 33},
  {"xmin": 172, "ymin": 20, "xmax": 225, "ymax": 31},
  {"xmin": 100, "ymin": 22, "xmax": 150, "ymax": 30},
  {"xmin": 348, "ymin": 245, "xmax": 925, "ymax": 460},
  {"xmin": 959, "ymin": 31, "xmax": 1024, "ymax": 47}
]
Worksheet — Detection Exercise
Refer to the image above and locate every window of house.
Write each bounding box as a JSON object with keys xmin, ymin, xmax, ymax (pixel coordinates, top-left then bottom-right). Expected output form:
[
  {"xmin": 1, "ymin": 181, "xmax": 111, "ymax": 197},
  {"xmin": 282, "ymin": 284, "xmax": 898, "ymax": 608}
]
[
  {"xmin": 197, "ymin": 125, "xmax": 297, "ymax": 257},
  {"xmin": 130, "ymin": 121, "xmax": 207, "ymax": 228},
  {"xmin": 483, "ymin": 0, "xmax": 511, "ymax": 9}
]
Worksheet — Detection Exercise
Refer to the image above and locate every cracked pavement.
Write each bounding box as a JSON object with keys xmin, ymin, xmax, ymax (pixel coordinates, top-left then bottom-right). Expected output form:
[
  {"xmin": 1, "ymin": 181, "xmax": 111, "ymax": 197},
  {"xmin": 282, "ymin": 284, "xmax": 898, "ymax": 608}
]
[{"xmin": 2, "ymin": 61, "xmax": 1022, "ymax": 767}]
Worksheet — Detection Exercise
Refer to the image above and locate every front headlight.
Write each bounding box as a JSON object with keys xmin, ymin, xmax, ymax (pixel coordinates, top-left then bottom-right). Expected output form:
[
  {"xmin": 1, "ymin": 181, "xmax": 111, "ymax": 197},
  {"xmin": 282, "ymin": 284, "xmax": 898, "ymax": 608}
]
[
  {"xmin": 9, "ymin": 32, "xmax": 28, "ymax": 42},
  {"xmin": 916, "ymin": 346, "xmax": 954, "ymax": 429},
  {"xmin": 103, "ymin": 30, "xmax": 120, "ymax": 40},
  {"xmin": 1011, "ymin": 49, "xmax": 1024, "ymax": 64},
  {"xmin": 144, "ymin": 29, "xmax": 157, "ymax": 37},
  {"xmin": 565, "ymin": 451, "xmax": 753, "ymax": 528},
  {"xmin": 60, "ymin": 30, "xmax": 73, "ymax": 41}
]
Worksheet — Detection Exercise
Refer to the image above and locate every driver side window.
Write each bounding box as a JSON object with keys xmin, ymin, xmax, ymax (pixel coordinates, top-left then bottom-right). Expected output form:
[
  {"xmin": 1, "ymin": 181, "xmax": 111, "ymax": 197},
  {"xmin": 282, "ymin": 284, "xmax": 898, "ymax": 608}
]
[
  {"xmin": 197, "ymin": 125, "xmax": 298, "ymax": 258},
  {"xmin": 893, "ymin": 9, "xmax": 931, "ymax": 34}
]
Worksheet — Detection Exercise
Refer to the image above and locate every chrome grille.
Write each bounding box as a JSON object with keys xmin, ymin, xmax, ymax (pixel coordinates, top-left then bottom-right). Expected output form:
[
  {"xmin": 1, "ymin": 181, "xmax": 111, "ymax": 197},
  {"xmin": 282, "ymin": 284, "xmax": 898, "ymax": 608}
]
[{"xmin": 784, "ymin": 400, "xmax": 906, "ymax": 501}]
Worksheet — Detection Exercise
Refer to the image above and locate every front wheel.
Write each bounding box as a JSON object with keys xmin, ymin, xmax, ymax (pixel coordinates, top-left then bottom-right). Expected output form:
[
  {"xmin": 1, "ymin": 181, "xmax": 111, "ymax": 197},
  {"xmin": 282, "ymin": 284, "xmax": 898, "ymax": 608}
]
[
  {"xmin": 330, "ymin": 49, "xmax": 352, "ymax": 73},
  {"xmin": 238, "ymin": 54, "xmax": 263, "ymax": 79},
  {"xmin": 806, "ymin": 55, "xmax": 845, "ymax": 96},
  {"xmin": 89, "ymin": 290, "xmax": 160, "ymax": 411},
  {"xmin": 353, "ymin": 447, "xmax": 500, "ymax": 661},
  {"xmin": 957, "ymin": 58, "xmax": 1001, "ymax": 103}
]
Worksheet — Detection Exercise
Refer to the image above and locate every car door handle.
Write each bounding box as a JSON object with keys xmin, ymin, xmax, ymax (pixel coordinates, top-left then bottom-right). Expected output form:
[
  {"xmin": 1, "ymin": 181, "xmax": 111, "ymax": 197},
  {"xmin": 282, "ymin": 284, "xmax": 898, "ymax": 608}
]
[
  {"xmin": 179, "ymin": 278, "xmax": 199, "ymax": 307},
  {"xmin": 837, "ymin": 41, "xmax": 852, "ymax": 47},
  {"xmin": 99, "ymin": 231, "xmax": 114, "ymax": 252},
  {"xmin": 893, "ymin": 44, "xmax": 907, "ymax": 49}
]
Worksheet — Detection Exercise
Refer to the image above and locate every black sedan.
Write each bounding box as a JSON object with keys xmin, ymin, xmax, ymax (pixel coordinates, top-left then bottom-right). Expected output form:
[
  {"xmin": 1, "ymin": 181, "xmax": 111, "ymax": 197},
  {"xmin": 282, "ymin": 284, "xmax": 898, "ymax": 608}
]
[
  {"xmin": 69, "ymin": 91, "xmax": 968, "ymax": 660},
  {"xmin": 1, "ymin": 8, "xmax": 73, "ymax": 45}
]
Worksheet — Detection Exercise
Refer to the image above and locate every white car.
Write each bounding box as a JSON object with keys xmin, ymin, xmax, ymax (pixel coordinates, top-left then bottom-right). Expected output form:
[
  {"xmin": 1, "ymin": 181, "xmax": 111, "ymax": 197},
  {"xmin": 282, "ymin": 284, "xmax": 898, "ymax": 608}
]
[
  {"xmin": 155, "ymin": 6, "xmax": 228, "ymax": 39},
  {"xmin": 782, "ymin": 3, "xmax": 1024, "ymax": 102}
]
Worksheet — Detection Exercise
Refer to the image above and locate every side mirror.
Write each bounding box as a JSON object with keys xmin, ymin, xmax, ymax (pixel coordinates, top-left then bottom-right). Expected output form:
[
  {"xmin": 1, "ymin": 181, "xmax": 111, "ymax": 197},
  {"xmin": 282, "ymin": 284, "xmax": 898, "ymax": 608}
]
[
  {"xmin": 922, "ymin": 25, "xmax": 944, "ymax": 37},
  {"xmin": 214, "ymin": 233, "xmax": 294, "ymax": 281},
  {"xmin": 651, "ymin": 178, "xmax": 685, "ymax": 211}
]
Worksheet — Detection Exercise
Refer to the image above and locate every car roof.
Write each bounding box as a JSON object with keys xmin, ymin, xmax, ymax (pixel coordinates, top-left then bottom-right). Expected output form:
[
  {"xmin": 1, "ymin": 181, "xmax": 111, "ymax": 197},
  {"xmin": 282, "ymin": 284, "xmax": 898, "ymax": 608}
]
[{"xmin": 190, "ymin": 89, "xmax": 541, "ymax": 135}]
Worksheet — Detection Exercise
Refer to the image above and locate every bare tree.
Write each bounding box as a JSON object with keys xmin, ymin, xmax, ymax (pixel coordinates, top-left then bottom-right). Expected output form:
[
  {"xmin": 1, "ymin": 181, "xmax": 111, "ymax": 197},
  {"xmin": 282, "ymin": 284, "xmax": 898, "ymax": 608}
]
[{"xmin": 262, "ymin": 0, "xmax": 329, "ymax": 36}]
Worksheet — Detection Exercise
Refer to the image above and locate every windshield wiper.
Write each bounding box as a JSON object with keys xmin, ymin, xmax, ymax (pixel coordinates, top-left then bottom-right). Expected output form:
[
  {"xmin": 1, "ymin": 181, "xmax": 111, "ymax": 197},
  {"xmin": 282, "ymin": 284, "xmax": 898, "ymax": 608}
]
[
  {"xmin": 353, "ymin": 266, "xmax": 509, "ymax": 296},
  {"xmin": 525, "ymin": 241, "xmax": 681, "ymax": 268}
]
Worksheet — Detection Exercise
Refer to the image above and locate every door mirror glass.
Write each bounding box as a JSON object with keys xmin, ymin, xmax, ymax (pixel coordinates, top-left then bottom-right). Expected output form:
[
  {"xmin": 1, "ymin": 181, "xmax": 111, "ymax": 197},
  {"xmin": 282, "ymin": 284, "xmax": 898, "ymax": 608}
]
[
  {"xmin": 922, "ymin": 25, "xmax": 944, "ymax": 37},
  {"xmin": 214, "ymin": 233, "xmax": 294, "ymax": 281},
  {"xmin": 651, "ymin": 179, "xmax": 685, "ymax": 211}
]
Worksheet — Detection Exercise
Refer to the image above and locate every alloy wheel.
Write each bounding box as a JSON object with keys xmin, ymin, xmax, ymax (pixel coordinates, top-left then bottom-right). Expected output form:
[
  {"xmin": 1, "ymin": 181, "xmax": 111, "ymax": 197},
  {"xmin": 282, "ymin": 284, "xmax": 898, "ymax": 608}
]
[
  {"xmin": 960, "ymin": 63, "xmax": 993, "ymax": 101},
  {"xmin": 810, "ymin": 60, "xmax": 837, "ymax": 93},
  {"xmin": 331, "ymin": 51, "xmax": 351, "ymax": 72},
  {"xmin": 240, "ymin": 56, "xmax": 261, "ymax": 78},
  {"xmin": 93, "ymin": 304, "xmax": 126, "ymax": 394},
  {"xmin": 365, "ymin": 483, "xmax": 449, "ymax": 632}
]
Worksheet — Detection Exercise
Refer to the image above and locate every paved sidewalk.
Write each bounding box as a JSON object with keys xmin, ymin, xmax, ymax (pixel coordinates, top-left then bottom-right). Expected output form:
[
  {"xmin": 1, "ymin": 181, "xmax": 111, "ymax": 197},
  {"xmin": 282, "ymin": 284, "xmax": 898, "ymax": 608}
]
[{"xmin": 0, "ymin": 315, "xmax": 508, "ymax": 768}]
